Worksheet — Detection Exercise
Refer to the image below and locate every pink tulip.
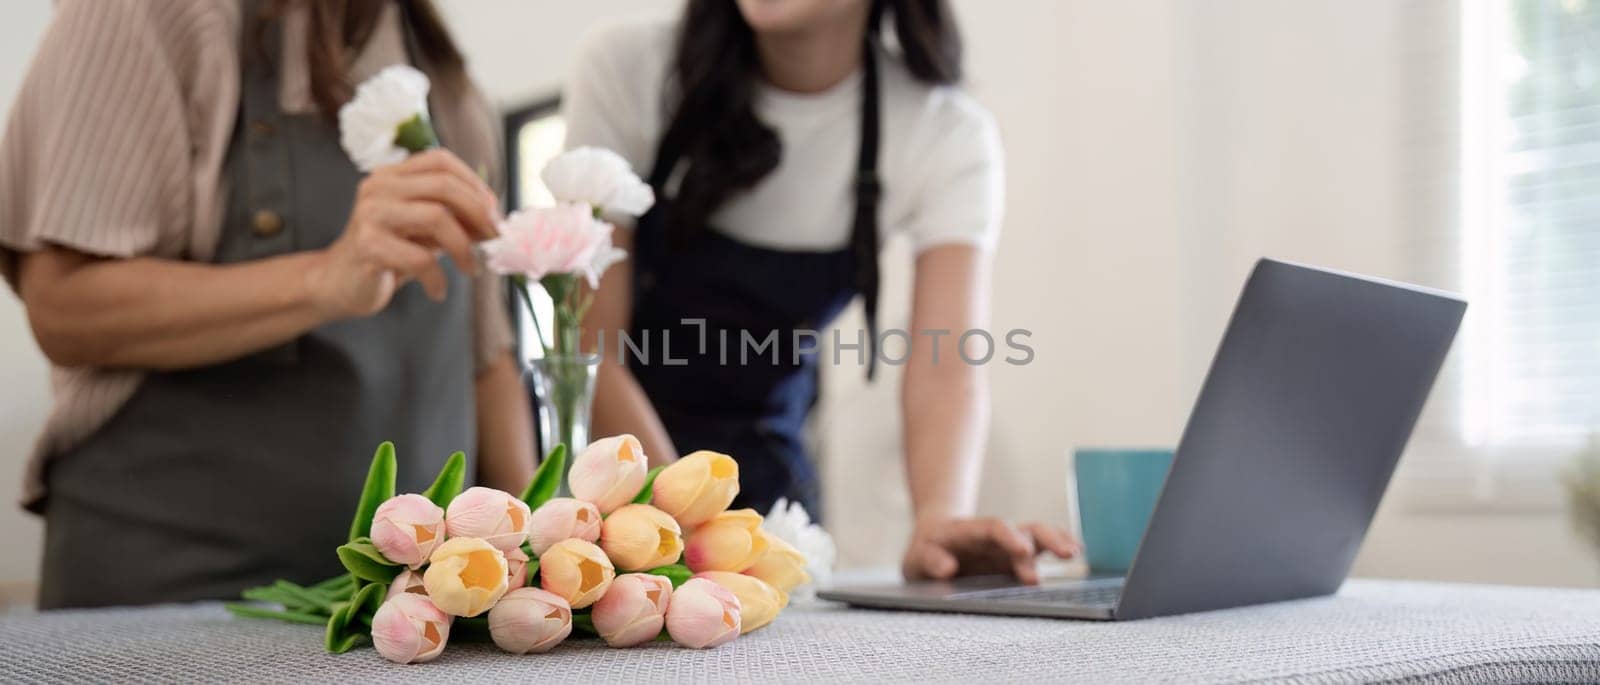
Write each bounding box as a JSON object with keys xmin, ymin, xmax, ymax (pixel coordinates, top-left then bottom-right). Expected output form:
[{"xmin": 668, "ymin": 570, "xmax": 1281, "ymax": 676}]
[
  {"xmin": 569, "ymin": 435, "xmax": 649, "ymax": 514},
  {"xmin": 386, "ymin": 568, "xmax": 427, "ymax": 602},
  {"xmin": 371, "ymin": 593, "xmax": 451, "ymax": 664},
  {"xmin": 527, "ymin": 497, "xmax": 602, "ymax": 555},
  {"xmin": 505, "ymin": 546, "xmax": 530, "ymax": 588},
  {"xmin": 370, "ymin": 494, "xmax": 445, "ymax": 569},
  {"xmin": 487, "ymin": 587, "xmax": 573, "ymax": 654},
  {"xmin": 684, "ymin": 509, "xmax": 769, "ymax": 573},
  {"xmin": 590, "ymin": 573, "xmax": 672, "ymax": 647},
  {"xmin": 445, "ymin": 486, "xmax": 531, "ymax": 551},
  {"xmin": 665, "ymin": 577, "xmax": 741, "ymax": 649}
]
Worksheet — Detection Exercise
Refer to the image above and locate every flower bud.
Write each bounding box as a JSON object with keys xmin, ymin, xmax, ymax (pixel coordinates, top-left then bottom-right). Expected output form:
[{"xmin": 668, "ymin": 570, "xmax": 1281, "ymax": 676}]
[
  {"xmin": 371, "ymin": 593, "xmax": 451, "ymax": 664},
  {"xmin": 539, "ymin": 538, "xmax": 616, "ymax": 609},
  {"xmin": 370, "ymin": 493, "xmax": 445, "ymax": 569},
  {"xmin": 590, "ymin": 573, "xmax": 672, "ymax": 647},
  {"xmin": 600, "ymin": 504, "xmax": 684, "ymax": 571},
  {"xmin": 386, "ymin": 568, "xmax": 427, "ymax": 602},
  {"xmin": 696, "ymin": 572, "xmax": 786, "ymax": 633},
  {"xmin": 569, "ymin": 434, "xmax": 649, "ymax": 514},
  {"xmin": 445, "ymin": 487, "xmax": 531, "ymax": 551},
  {"xmin": 526, "ymin": 497, "xmax": 602, "ymax": 555},
  {"xmin": 505, "ymin": 546, "xmax": 530, "ymax": 589},
  {"xmin": 652, "ymin": 451, "xmax": 740, "ymax": 529},
  {"xmin": 487, "ymin": 587, "xmax": 573, "ymax": 654},
  {"xmin": 744, "ymin": 533, "xmax": 812, "ymax": 594},
  {"xmin": 684, "ymin": 509, "xmax": 768, "ymax": 573},
  {"xmin": 423, "ymin": 537, "xmax": 509, "ymax": 617},
  {"xmin": 665, "ymin": 577, "xmax": 741, "ymax": 649}
]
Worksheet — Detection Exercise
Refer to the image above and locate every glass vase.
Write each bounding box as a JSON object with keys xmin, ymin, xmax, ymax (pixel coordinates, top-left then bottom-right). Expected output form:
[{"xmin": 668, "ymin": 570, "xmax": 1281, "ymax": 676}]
[{"xmin": 526, "ymin": 354, "xmax": 599, "ymax": 494}]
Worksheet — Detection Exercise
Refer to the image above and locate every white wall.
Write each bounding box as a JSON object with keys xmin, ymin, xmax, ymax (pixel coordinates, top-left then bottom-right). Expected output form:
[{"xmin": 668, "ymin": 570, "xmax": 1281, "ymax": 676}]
[
  {"xmin": 0, "ymin": 0, "xmax": 1593, "ymax": 589},
  {"xmin": 0, "ymin": 1, "xmax": 55, "ymax": 585}
]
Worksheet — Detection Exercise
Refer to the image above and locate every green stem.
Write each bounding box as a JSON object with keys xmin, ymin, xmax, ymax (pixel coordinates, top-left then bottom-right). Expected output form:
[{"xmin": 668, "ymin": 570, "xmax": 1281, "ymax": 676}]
[
  {"xmin": 513, "ymin": 277, "xmax": 551, "ymax": 358},
  {"xmin": 225, "ymin": 603, "xmax": 329, "ymax": 626}
]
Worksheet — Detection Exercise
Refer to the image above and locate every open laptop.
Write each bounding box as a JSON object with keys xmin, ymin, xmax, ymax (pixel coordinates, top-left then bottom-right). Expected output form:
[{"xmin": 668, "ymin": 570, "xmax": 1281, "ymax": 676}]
[{"xmin": 819, "ymin": 258, "xmax": 1466, "ymax": 620}]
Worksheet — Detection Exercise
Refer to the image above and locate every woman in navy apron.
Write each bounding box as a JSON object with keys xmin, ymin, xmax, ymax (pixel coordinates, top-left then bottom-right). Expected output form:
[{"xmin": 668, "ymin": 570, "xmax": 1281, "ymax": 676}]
[
  {"xmin": 566, "ymin": 0, "xmax": 1080, "ymax": 583},
  {"xmin": 4, "ymin": 1, "xmax": 532, "ymax": 608}
]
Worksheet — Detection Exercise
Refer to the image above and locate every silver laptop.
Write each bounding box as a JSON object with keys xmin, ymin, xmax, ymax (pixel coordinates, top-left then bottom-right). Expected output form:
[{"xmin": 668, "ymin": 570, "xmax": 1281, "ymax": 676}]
[{"xmin": 819, "ymin": 259, "xmax": 1466, "ymax": 620}]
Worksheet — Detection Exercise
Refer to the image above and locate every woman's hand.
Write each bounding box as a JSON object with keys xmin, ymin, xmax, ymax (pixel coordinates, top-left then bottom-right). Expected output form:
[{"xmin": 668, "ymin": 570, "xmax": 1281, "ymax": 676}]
[
  {"xmin": 901, "ymin": 516, "xmax": 1082, "ymax": 585},
  {"xmin": 308, "ymin": 149, "xmax": 500, "ymax": 319}
]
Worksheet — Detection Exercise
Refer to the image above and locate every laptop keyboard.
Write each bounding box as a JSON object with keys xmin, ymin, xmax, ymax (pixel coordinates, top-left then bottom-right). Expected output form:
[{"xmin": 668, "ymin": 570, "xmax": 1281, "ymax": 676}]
[{"xmin": 952, "ymin": 582, "xmax": 1124, "ymax": 607}]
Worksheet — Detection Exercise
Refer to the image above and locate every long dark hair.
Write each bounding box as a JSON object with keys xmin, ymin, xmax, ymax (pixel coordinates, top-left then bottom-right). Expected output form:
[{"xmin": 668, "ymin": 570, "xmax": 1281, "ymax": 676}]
[
  {"xmin": 258, "ymin": 0, "xmax": 468, "ymax": 121},
  {"xmin": 663, "ymin": 0, "xmax": 963, "ymax": 235}
]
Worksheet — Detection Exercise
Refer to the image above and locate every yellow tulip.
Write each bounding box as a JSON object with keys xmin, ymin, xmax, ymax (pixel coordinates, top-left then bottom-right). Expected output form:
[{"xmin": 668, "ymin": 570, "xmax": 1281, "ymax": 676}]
[
  {"xmin": 539, "ymin": 538, "xmax": 616, "ymax": 609},
  {"xmin": 743, "ymin": 533, "xmax": 811, "ymax": 594},
  {"xmin": 683, "ymin": 509, "xmax": 768, "ymax": 573},
  {"xmin": 600, "ymin": 504, "xmax": 684, "ymax": 571},
  {"xmin": 423, "ymin": 537, "xmax": 509, "ymax": 617},
  {"xmin": 652, "ymin": 450, "xmax": 740, "ymax": 529},
  {"xmin": 696, "ymin": 571, "xmax": 787, "ymax": 633}
]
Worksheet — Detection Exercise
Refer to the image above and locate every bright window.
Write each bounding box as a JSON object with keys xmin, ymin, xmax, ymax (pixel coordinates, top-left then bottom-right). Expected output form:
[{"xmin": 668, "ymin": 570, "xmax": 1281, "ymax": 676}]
[{"xmin": 1458, "ymin": 0, "xmax": 1600, "ymax": 451}]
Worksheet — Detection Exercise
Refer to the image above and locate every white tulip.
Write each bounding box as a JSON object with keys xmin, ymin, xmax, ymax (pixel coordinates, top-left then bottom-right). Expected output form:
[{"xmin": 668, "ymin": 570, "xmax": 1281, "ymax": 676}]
[{"xmin": 338, "ymin": 64, "xmax": 435, "ymax": 172}]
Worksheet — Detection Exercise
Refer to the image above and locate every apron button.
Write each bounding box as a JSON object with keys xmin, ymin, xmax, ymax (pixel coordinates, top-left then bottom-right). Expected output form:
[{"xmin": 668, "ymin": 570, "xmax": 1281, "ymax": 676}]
[{"xmin": 252, "ymin": 209, "xmax": 285, "ymax": 237}]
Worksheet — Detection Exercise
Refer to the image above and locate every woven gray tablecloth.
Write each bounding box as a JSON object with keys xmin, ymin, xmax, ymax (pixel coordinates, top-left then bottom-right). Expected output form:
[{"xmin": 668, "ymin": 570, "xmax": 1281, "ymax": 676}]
[{"xmin": 1, "ymin": 579, "xmax": 1597, "ymax": 683}]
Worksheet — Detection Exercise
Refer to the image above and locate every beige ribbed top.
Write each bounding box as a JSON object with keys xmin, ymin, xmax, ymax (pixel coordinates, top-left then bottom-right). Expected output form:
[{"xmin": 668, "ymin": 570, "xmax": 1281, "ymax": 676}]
[{"xmin": 0, "ymin": 0, "xmax": 514, "ymax": 510}]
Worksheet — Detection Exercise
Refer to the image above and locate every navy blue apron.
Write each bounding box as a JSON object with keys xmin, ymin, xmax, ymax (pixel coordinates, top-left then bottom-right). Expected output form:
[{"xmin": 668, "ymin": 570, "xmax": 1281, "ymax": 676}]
[{"xmin": 628, "ymin": 43, "xmax": 884, "ymax": 519}]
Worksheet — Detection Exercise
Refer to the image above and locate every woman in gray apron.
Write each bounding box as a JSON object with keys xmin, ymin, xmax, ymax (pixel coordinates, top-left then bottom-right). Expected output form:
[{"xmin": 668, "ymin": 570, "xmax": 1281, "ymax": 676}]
[
  {"xmin": 1, "ymin": 1, "xmax": 531, "ymax": 608},
  {"xmin": 563, "ymin": 0, "xmax": 1081, "ymax": 583}
]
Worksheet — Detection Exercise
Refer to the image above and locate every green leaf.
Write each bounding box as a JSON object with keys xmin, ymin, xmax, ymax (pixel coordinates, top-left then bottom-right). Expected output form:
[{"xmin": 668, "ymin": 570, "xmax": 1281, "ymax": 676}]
[
  {"xmin": 570, "ymin": 612, "xmax": 597, "ymax": 636},
  {"xmin": 644, "ymin": 563, "xmax": 692, "ymax": 588},
  {"xmin": 309, "ymin": 573, "xmax": 354, "ymax": 595},
  {"xmin": 520, "ymin": 444, "xmax": 567, "ymax": 510},
  {"xmin": 421, "ymin": 451, "xmax": 467, "ymax": 508},
  {"xmin": 348, "ymin": 442, "xmax": 398, "ymax": 542},
  {"xmin": 225, "ymin": 603, "xmax": 329, "ymax": 626},
  {"xmin": 273, "ymin": 580, "xmax": 335, "ymax": 614},
  {"xmin": 525, "ymin": 560, "xmax": 540, "ymax": 586},
  {"xmin": 337, "ymin": 538, "xmax": 403, "ymax": 584},
  {"xmin": 324, "ymin": 582, "xmax": 386, "ymax": 654},
  {"xmin": 632, "ymin": 465, "xmax": 666, "ymax": 504}
]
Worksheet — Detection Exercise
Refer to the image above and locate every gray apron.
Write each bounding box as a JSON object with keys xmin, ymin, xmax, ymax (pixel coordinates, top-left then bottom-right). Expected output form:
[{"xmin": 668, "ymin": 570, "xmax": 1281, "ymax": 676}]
[{"xmin": 38, "ymin": 5, "xmax": 475, "ymax": 609}]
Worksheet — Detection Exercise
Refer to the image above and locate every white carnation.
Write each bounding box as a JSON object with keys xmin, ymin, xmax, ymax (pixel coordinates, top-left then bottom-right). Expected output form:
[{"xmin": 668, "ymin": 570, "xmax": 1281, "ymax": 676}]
[
  {"xmin": 541, "ymin": 146, "xmax": 656, "ymax": 218},
  {"xmin": 338, "ymin": 65, "xmax": 433, "ymax": 172}
]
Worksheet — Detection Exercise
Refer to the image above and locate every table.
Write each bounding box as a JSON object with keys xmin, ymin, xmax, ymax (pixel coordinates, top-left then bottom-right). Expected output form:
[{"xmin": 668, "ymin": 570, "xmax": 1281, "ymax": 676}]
[{"xmin": 1, "ymin": 579, "xmax": 1597, "ymax": 683}]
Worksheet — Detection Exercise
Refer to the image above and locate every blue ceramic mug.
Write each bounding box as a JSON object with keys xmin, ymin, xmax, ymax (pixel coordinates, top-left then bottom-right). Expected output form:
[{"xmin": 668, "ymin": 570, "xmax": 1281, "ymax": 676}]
[{"xmin": 1073, "ymin": 448, "xmax": 1175, "ymax": 573}]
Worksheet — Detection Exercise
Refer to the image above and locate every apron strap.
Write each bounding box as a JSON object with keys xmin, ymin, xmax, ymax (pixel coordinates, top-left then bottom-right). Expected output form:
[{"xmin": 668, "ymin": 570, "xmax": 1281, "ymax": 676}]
[
  {"xmin": 646, "ymin": 32, "xmax": 886, "ymax": 382},
  {"xmin": 852, "ymin": 37, "xmax": 883, "ymax": 381}
]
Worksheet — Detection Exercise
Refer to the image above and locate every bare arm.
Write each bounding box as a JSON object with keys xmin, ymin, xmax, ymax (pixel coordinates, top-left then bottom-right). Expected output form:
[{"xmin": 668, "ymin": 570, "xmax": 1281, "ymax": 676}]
[
  {"xmin": 902, "ymin": 245, "xmax": 991, "ymax": 522},
  {"xmin": 582, "ymin": 226, "xmax": 679, "ymax": 466},
  {"xmin": 17, "ymin": 149, "xmax": 498, "ymax": 371},
  {"xmin": 474, "ymin": 351, "xmax": 536, "ymax": 491},
  {"xmin": 899, "ymin": 245, "xmax": 1080, "ymax": 583}
]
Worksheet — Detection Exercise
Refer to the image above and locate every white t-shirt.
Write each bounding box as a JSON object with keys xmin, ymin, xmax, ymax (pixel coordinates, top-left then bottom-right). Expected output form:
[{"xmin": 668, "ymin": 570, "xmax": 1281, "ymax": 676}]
[{"xmin": 561, "ymin": 17, "xmax": 1004, "ymax": 253}]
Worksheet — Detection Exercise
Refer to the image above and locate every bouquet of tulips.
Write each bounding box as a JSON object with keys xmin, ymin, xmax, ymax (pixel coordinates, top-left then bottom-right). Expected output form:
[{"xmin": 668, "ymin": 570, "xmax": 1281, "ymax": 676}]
[{"xmin": 229, "ymin": 435, "xmax": 809, "ymax": 663}]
